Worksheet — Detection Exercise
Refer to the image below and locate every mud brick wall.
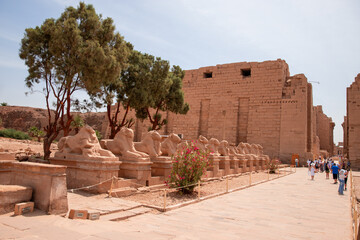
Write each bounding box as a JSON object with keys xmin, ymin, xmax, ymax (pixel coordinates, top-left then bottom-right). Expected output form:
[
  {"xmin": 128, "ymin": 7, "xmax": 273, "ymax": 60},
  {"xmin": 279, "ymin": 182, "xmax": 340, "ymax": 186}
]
[{"xmin": 346, "ymin": 74, "xmax": 360, "ymax": 169}]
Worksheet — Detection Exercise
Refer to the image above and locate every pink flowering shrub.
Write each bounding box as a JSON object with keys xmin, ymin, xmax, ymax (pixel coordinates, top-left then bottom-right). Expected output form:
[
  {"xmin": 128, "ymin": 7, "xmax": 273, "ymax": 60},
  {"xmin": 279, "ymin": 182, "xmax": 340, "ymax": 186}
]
[
  {"xmin": 167, "ymin": 141, "xmax": 210, "ymax": 194},
  {"xmin": 267, "ymin": 159, "xmax": 280, "ymax": 174}
]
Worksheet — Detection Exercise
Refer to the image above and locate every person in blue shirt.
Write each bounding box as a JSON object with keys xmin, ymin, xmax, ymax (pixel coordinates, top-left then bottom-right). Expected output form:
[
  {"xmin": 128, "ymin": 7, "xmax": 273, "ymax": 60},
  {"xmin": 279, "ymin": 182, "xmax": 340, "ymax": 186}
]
[{"xmin": 331, "ymin": 163, "xmax": 339, "ymax": 184}]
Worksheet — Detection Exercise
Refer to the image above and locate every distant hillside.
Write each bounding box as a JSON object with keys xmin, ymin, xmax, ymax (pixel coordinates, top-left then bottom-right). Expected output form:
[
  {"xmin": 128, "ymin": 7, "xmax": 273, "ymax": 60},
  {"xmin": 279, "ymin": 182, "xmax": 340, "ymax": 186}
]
[{"xmin": 0, "ymin": 106, "xmax": 107, "ymax": 137}]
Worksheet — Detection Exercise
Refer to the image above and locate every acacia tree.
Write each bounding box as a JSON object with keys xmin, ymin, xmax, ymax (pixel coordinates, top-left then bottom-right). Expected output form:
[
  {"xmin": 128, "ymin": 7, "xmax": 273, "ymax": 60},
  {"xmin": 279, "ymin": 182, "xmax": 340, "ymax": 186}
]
[{"xmin": 19, "ymin": 2, "xmax": 130, "ymax": 159}]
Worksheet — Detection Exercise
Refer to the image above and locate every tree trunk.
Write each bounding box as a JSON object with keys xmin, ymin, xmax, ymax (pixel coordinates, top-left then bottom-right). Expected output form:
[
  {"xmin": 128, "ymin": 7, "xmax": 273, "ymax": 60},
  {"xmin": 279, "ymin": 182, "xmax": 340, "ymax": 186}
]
[{"xmin": 43, "ymin": 137, "xmax": 51, "ymax": 160}]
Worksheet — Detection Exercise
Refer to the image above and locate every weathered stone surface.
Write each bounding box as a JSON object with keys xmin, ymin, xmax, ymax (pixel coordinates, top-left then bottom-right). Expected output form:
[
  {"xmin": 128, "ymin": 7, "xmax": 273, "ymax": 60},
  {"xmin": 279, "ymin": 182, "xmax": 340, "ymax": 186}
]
[
  {"xmin": 0, "ymin": 161, "xmax": 68, "ymax": 214},
  {"xmin": 160, "ymin": 133, "xmax": 181, "ymax": 156},
  {"xmin": 344, "ymin": 73, "xmax": 360, "ymax": 169},
  {"xmin": 100, "ymin": 127, "xmax": 149, "ymax": 161},
  {"xmin": 56, "ymin": 125, "xmax": 116, "ymax": 160},
  {"xmin": 0, "ymin": 185, "xmax": 32, "ymax": 214},
  {"xmin": 134, "ymin": 131, "xmax": 162, "ymax": 158}
]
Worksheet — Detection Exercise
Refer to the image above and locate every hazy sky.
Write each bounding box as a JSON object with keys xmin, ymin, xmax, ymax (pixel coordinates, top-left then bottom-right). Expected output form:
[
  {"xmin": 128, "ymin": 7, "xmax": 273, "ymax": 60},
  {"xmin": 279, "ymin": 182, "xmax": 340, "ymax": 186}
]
[{"xmin": 0, "ymin": 0, "xmax": 359, "ymax": 144}]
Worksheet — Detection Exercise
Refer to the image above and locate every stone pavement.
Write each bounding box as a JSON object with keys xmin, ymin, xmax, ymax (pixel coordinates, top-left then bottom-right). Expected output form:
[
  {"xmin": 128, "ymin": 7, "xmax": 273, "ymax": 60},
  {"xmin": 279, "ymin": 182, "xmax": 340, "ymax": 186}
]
[{"xmin": 0, "ymin": 168, "xmax": 352, "ymax": 240}]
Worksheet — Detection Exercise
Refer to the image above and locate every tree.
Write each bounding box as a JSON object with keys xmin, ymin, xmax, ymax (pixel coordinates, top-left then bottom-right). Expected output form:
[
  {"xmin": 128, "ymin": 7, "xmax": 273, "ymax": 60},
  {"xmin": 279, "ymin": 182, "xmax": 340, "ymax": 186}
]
[
  {"xmin": 19, "ymin": 2, "xmax": 130, "ymax": 159},
  {"xmin": 71, "ymin": 115, "xmax": 84, "ymax": 134},
  {"xmin": 142, "ymin": 64, "xmax": 189, "ymax": 130},
  {"xmin": 28, "ymin": 126, "xmax": 45, "ymax": 142}
]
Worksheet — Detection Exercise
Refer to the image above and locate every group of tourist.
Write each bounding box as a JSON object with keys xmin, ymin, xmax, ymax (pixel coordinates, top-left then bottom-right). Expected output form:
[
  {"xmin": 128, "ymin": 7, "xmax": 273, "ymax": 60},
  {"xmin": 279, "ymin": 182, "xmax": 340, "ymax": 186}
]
[{"xmin": 307, "ymin": 158, "xmax": 350, "ymax": 195}]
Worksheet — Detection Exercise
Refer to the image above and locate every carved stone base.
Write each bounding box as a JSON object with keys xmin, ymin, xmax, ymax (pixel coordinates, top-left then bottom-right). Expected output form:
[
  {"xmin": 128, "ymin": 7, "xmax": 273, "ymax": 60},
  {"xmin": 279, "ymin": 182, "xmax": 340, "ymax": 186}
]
[
  {"xmin": 229, "ymin": 156, "xmax": 239, "ymax": 174},
  {"xmin": 245, "ymin": 156, "xmax": 254, "ymax": 172},
  {"xmin": 118, "ymin": 160, "xmax": 152, "ymax": 186},
  {"xmin": 208, "ymin": 155, "xmax": 220, "ymax": 177},
  {"xmin": 50, "ymin": 157, "xmax": 121, "ymax": 193},
  {"xmin": 219, "ymin": 156, "xmax": 230, "ymax": 176},
  {"xmin": 149, "ymin": 156, "xmax": 173, "ymax": 179}
]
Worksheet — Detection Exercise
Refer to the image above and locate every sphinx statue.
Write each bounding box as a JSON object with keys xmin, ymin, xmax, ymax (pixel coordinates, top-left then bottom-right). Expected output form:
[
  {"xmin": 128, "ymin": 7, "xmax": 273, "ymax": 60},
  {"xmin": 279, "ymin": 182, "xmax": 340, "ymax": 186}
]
[
  {"xmin": 206, "ymin": 138, "xmax": 220, "ymax": 156},
  {"xmin": 56, "ymin": 125, "xmax": 115, "ymax": 159},
  {"xmin": 218, "ymin": 140, "xmax": 230, "ymax": 156},
  {"xmin": 134, "ymin": 130, "xmax": 162, "ymax": 158},
  {"xmin": 195, "ymin": 135, "xmax": 209, "ymax": 151},
  {"xmin": 100, "ymin": 127, "xmax": 149, "ymax": 161},
  {"xmin": 161, "ymin": 133, "xmax": 182, "ymax": 156},
  {"xmin": 256, "ymin": 144, "xmax": 270, "ymax": 161}
]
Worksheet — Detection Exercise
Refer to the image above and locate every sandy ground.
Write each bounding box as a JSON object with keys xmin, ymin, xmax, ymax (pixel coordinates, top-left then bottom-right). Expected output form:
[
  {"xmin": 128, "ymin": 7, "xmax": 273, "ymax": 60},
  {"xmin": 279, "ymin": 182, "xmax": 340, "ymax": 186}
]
[
  {"xmin": 0, "ymin": 168, "xmax": 351, "ymax": 240},
  {"xmin": 0, "ymin": 137, "xmax": 57, "ymax": 157},
  {"xmin": 121, "ymin": 170, "xmax": 289, "ymax": 207}
]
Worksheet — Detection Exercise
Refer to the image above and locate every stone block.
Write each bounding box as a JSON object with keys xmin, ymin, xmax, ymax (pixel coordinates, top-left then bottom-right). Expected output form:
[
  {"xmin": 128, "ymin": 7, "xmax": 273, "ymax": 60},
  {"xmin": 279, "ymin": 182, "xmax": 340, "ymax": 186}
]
[
  {"xmin": 69, "ymin": 209, "xmax": 88, "ymax": 219},
  {"xmin": 14, "ymin": 202, "xmax": 34, "ymax": 215},
  {"xmin": 87, "ymin": 211, "xmax": 100, "ymax": 220}
]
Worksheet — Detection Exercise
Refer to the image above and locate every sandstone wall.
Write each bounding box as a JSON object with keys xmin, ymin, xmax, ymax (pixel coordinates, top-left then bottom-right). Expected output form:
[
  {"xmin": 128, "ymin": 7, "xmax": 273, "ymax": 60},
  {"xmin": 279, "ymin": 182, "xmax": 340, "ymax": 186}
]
[
  {"xmin": 104, "ymin": 59, "xmax": 336, "ymax": 163},
  {"xmin": 279, "ymin": 74, "xmax": 313, "ymax": 161},
  {"xmin": 342, "ymin": 116, "xmax": 348, "ymax": 158},
  {"xmin": 314, "ymin": 106, "xmax": 335, "ymax": 156},
  {"xmin": 346, "ymin": 73, "xmax": 360, "ymax": 169},
  {"xmin": 165, "ymin": 60, "xmax": 289, "ymax": 159}
]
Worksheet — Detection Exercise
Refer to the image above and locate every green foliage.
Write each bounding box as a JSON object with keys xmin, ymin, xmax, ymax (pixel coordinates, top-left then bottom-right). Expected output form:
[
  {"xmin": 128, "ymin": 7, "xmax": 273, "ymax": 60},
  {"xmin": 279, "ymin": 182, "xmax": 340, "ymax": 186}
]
[
  {"xmin": 0, "ymin": 102, "xmax": 8, "ymax": 106},
  {"xmin": 28, "ymin": 126, "xmax": 45, "ymax": 142},
  {"xmin": 19, "ymin": 2, "xmax": 130, "ymax": 158},
  {"xmin": 127, "ymin": 57, "xmax": 189, "ymax": 130},
  {"xmin": 166, "ymin": 141, "xmax": 210, "ymax": 194},
  {"xmin": 71, "ymin": 115, "xmax": 84, "ymax": 133},
  {"xmin": 95, "ymin": 130, "xmax": 102, "ymax": 140},
  {"xmin": 0, "ymin": 129, "xmax": 30, "ymax": 140}
]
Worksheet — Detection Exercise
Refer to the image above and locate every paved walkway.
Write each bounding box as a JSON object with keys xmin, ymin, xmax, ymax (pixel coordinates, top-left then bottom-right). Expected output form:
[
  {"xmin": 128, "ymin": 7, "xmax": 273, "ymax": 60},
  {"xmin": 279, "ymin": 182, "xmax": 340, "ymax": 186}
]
[{"xmin": 0, "ymin": 168, "xmax": 352, "ymax": 240}]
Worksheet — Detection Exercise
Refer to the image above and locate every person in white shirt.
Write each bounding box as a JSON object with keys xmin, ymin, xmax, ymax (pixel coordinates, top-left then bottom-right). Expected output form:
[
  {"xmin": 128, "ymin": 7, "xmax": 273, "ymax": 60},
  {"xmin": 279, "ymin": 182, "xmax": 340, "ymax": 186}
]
[{"xmin": 338, "ymin": 167, "xmax": 347, "ymax": 195}]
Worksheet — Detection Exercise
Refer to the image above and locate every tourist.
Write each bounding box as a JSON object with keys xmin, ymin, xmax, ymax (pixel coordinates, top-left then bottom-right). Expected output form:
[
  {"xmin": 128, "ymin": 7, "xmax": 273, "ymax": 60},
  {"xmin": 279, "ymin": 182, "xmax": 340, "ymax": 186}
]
[
  {"xmin": 325, "ymin": 160, "xmax": 330, "ymax": 179},
  {"xmin": 315, "ymin": 159, "xmax": 319, "ymax": 172},
  {"xmin": 310, "ymin": 162, "xmax": 316, "ymax": 180},
  {"xmin": 295, "ymin": 158, "xmax": 299, "ymax": 167},
  {"xmin": 338, "ymin": 167, "xmax": 347, "ymax": 195},
  {"xmin": 307, "ymin": 159, "xmax": 311, "ymax": 167},
  {"xmin": 331, "ymin": 163, "xmax": 339, "ymax": 184}
]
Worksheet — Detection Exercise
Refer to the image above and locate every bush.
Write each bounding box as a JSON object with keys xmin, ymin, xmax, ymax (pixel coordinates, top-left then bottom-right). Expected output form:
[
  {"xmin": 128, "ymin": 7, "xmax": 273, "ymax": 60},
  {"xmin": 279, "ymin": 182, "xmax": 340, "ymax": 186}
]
[
  {"xmin": 166, "ymin": 141, "xmax": 210, "ymax": 194},
  {"xmin": 267, "ymin": 159, "xmax": 280, "ymax": 174},
  {"xmin": 28, "ymin": 126, "xmax": 45, "ymax": 142},
  {"xmin": 0, "ymin": 102, "xmax": 8, "ymax": 106},
  {"xmin": 0, "ymin": 128, "xmax": 30, "ymax": 140}
]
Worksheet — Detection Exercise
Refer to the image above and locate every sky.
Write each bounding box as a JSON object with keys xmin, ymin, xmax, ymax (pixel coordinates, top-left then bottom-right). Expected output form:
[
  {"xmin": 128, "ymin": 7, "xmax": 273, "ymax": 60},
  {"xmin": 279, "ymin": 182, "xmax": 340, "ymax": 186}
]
[{"xmin": 0, "ymin": 0, "xmax": 359, "ymax": 144}]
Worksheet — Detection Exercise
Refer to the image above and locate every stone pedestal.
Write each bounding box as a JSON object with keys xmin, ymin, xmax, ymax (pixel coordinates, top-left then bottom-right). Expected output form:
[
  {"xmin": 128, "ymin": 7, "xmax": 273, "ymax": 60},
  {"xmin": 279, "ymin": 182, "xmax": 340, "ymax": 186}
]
[
  {"xmin": 118, "ymin": 158, "xmax": 152, "ymax": 186},
  {"xmin": 236, "ymin": 155, "xmax": 246, "ymax": 173},
  {"xmin": 208, "ymin": 155, "xmax": 220, "ymax": 177},
  {"xmin": 259, "ymin": 157, "xmax": 266, "ymax": 170},
  {"xmin": 254, "ymin": 157, "xmax": 260, "ymax": 171},
  {"xmin": 245, "ymin": 156, "xmax": 254, "ymax": 172},
  {"xmin": 150, "ymin": 156, "xmax": 173, "ymax": 178},
  {"xmin": 219, "ymin": 156, "xmax": 231, "ymax": 176},
  {"xmin": 50, "ymin": 153, "xmax": 120, "ymax": 194},
  {"xmin": 229, "ymin": 156, "xmax": 240, "ymax": 174}
]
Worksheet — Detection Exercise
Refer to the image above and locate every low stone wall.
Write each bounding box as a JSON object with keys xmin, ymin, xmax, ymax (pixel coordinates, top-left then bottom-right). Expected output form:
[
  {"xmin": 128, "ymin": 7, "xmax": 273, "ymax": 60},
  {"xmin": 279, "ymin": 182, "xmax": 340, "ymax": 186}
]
[{"xmin": 0, "ymin": 161, "xmax": 68, "ymax": 214}]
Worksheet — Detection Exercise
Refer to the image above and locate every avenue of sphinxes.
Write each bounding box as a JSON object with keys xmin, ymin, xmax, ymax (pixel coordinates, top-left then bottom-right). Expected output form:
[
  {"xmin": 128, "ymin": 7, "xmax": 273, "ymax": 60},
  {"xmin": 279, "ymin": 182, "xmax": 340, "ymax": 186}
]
[{"xmin": 103, "ymin": 59, "xmax": 335, "ymax": 164}]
